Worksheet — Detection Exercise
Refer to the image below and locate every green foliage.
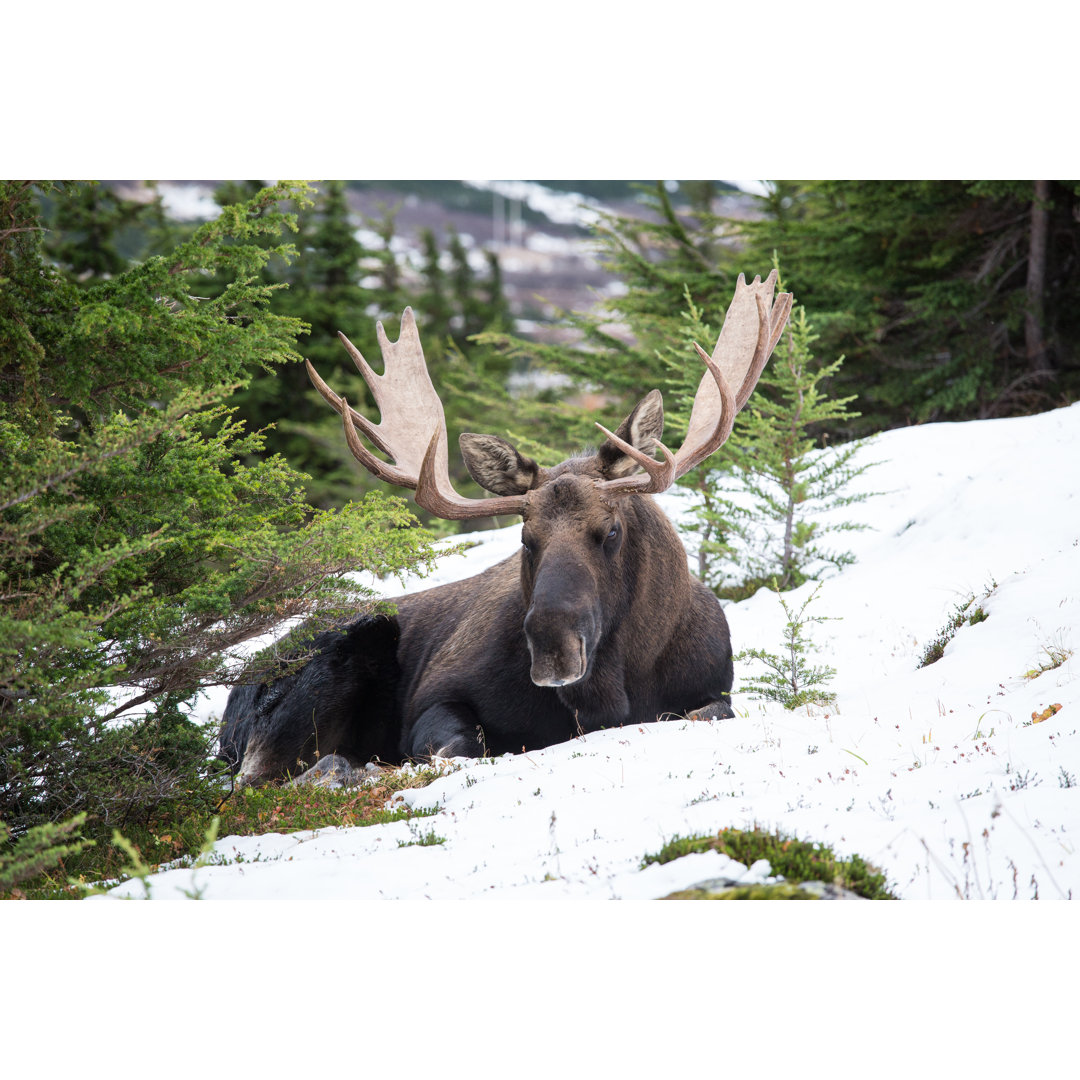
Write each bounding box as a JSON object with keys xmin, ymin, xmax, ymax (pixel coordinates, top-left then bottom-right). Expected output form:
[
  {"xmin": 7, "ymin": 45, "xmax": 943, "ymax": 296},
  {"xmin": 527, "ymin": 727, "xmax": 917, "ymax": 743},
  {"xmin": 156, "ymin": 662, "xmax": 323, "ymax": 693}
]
[
  {"xmin": 39, "ymin": 181, "xmax": 177, "ymax": 284},
  {"xmin": 736, "ymin": 582, "xmax": 838, "ymax": 709},
  {"xmin": 641, "ymin": 825, "xmax": 896, "ymax": 899},
  {"xmin": 397, "ymin": 825, "xmax": 447, "ymax": 848},
  {"xmin": 0, "ymin": 812, "xmax": 93, "ymax": 896},
  {"xmin": 12, "ymin": 761, "xmax": 445, "ymax": 898},
  {"xmin": 714, "ymin": 291, "xmax": 875, "ymax": 593},
  {"xmin": 0, "ymin": 181, "xmax": 442, "ymax": 860},
  {"xmin": 918, "ymin": 586, "xmax": 994, "ymax": 668},
  {"xmin": 212, "ymin": 770, "xmax": 441, "ymax": 838},
  {"xmin": 735, "ymin": 181, "xmax": 1080, "ymax": 430},
  {"xmin": 475, "ymin": 181, "xmax": 743, "ymax": 456},
  {"xmin": 670, "ymin": 280, "xmax": 874, "ymax": 597},
  {"xmin": 221, "ymin": 182, "xmax": 516, "ymax": 521}
]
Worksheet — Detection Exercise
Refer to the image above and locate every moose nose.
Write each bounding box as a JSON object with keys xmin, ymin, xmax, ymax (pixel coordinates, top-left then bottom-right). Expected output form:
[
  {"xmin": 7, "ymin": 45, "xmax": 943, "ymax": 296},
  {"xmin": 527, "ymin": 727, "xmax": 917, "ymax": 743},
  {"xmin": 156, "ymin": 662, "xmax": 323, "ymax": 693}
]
[
  {"xmin": 523, "ymin": 556, "xmax": 599, "ymax": 686},
  {"xmin": 526, "ymin": 631, "xmax": 588, "ymax": 687},
  {"xmin": 524, "ymin": 594, "xmax": 595, "ymax": 686}
]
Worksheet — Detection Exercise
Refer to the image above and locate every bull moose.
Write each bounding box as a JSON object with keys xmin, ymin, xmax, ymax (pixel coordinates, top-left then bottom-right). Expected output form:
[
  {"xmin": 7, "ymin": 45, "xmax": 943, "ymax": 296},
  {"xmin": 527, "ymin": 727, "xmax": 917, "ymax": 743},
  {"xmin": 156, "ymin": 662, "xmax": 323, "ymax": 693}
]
[{"xmin": 219, "ymin": 271, "xmax": 792, "ymax": 784}]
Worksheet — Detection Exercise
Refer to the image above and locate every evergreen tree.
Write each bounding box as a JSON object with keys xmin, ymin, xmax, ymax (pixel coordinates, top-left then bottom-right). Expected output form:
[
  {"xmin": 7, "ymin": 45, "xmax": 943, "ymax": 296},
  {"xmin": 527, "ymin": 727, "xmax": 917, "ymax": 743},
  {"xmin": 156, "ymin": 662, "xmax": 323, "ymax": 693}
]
[
  {"xmin": 0, "ymin": 181, "xmax": 440, "ymax": 843},
  {"xmin": 719, "ymin": 299, "xmax": 874, "ymax": 593},
  {"xmin": 228, "ymin": 180, "xmax": 383, "ymax": 508},
  {"xmin": 735, "ymin": 181, "xmax": 1080, "ymax": 430},
  {"xmin": 736, "ymin": 583, "xmax": 838, "ymax": 709},
  {"xmin": 669, "ymin": 285, "xmax": 873, "ymax": 597},
  {"xmin": 41, "ymin": 181, "xmax": 175, "ymax": 284},
  {"xmin": 476, "ymin": 181, "xmax": 743, "ymax": 456}
]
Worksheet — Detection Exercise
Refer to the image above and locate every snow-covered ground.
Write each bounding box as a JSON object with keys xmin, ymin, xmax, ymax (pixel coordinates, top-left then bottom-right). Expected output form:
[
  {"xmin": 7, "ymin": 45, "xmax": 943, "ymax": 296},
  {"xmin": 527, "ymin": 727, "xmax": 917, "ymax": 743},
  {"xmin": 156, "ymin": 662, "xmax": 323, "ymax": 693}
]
[{"xmin": 98, "ymin": 402, "xmax": 1080, "ymax": 901}]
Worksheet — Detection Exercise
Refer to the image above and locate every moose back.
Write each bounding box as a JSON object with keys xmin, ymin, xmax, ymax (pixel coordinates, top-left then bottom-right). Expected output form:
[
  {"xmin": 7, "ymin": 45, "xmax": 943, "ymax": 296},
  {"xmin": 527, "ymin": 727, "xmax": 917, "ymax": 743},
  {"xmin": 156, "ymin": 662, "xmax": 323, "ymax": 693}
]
[{"xmin": 219, "ymin": 272, "xmax": 792, "ymax": 784}]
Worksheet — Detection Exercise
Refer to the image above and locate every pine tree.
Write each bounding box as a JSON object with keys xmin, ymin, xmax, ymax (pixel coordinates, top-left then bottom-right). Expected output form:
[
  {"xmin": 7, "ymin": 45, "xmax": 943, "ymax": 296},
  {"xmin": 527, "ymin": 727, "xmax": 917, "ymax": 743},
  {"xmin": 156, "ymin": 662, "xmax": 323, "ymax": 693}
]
[
  {"xmin": 41, "ymin": 181, "xmax": 174, "ymax": 284},
  {"xmin": 475, "ymin": 181, "xmax": 742, "ymax": 457},
  {"xmin": 736, "ymin": 583, "xmax": 838, "ymax": 709},
  {"xmin": 0, "ymin": 181, "xmax": 440, "ymax": 844},
  {"xmin": 228, "ymin": 180, "xmax": 384, "ymax": 508},
  {"xmin": 717, "ymin": 295, "xmax": 875, "ymax": 594},
  {"xmin": 735, "ymin": 180, "xmax": 1080, "ymax": 430}
]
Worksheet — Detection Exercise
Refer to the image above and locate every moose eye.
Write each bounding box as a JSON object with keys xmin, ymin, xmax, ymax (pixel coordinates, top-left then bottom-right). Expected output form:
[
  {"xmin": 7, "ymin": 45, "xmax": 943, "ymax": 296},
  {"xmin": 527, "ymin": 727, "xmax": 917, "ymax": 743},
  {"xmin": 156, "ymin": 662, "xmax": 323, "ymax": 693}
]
[{"xmin": 602, "ymin": 523, "xmax": 620, "ymax": 550}]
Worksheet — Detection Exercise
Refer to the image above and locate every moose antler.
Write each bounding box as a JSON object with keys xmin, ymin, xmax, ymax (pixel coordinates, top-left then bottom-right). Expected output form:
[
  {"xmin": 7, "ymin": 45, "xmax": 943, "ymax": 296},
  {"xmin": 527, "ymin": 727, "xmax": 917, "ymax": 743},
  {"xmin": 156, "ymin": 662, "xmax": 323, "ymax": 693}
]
[
  {"xmin": 595, "ymin": 270, "xmax": 792, "ymax": 496},
  {"xmin": 306, "ymin": 308, "xmax": 529, "ymax": 519},
  {"xmin": 309, "ymin": 274, "xmax": 791, "ymax": 518}
]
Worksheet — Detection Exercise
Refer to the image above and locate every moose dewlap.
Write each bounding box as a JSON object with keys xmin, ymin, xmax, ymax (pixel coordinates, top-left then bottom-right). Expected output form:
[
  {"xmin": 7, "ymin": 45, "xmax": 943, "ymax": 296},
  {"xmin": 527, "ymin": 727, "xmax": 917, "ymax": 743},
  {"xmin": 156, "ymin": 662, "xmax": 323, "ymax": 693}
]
[{"xmin": 219, "ymin": 272, "xmax": 792, "ymax": 784}]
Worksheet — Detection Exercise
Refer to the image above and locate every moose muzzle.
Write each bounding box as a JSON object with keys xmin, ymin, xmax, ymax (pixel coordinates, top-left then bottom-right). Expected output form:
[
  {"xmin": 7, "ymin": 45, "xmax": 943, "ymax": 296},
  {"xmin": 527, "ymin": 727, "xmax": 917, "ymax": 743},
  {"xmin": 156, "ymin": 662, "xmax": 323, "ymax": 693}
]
[{"xmin": 523, "ymin": 563, "xmax": 600, "ymax": 687}]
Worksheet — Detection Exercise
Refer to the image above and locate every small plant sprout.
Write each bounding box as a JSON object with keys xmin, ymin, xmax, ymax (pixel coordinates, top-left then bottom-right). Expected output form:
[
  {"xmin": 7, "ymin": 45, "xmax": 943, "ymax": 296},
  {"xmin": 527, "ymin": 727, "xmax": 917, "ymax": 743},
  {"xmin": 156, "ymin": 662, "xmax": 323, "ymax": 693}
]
[
  {"xmin": 397, "ymin": 824, "xmax": 447, "ymax": 848},
  {"xmin": 1023, "ymin": 636, "xmax": 1073, "ymax": 680},
  {"xmin": 111, "ymin": 830, "xmax": 157, "ymax": 900},
  {"xmin": 180, "ymin": 816, "xmax": 221, "ymax": 900},
  {"xmin": 736, "ymin": 582, "xmax": 838, "ymax": 709}
]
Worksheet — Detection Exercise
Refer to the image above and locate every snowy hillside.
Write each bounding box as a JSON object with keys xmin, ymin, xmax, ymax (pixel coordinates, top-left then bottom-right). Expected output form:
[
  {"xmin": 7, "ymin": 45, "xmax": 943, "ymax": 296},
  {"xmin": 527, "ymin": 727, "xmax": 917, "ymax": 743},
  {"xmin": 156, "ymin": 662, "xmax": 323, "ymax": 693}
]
[{"xmin": 98, "ymin": 402, "xmax": 1080, "ymax": 900}]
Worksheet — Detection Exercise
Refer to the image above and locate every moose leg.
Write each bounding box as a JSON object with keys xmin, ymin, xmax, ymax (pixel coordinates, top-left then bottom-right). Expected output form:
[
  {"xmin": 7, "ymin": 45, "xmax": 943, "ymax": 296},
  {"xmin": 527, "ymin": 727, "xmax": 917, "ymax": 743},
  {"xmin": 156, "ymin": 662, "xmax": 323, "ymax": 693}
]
[{"xmin": 405, "ymin": 703, "xmax": 487, "ymax": 759}]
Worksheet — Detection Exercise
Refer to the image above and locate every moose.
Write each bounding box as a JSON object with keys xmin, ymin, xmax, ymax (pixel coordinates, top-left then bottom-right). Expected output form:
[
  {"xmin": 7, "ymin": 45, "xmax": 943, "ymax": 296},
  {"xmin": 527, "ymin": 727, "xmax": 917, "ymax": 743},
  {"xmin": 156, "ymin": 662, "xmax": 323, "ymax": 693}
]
[{"xmin": 219, "ymin": 272, "xmax": 792, "ymax": 784}]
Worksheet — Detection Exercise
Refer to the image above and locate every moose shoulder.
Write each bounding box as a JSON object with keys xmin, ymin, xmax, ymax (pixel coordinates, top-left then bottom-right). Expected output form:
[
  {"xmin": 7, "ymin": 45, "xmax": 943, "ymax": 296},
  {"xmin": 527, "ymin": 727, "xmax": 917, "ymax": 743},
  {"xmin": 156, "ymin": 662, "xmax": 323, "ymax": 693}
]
[{"xmin": 220, "ymin": 272, "xmax": 792, "ymax": 784}]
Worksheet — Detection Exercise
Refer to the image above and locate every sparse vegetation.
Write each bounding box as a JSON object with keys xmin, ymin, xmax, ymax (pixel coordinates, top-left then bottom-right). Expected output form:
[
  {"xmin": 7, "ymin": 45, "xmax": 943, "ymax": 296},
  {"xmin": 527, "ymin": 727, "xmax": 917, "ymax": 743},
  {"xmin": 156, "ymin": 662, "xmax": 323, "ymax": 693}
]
[
  {"xmin": 736, "ymin": 582, "xmax": 838, "ymax": 709},
  {"xmin": 397, "ymin": 826, "xmax": 447, "ymax": 848},
  {"xmin": 1023, "ymin": 640, "xmax": 1073, "ymax": 680},
  {"xmin": 641, "ymin": 825, "xmax": 896, "ymax": 900},
  {"xmin": 5, "ymin": 765, "xmax": 444, "ymax": 899},
  {"xmin": 918, "ymin": 586, "xmax": 994, "ymax": 668}
]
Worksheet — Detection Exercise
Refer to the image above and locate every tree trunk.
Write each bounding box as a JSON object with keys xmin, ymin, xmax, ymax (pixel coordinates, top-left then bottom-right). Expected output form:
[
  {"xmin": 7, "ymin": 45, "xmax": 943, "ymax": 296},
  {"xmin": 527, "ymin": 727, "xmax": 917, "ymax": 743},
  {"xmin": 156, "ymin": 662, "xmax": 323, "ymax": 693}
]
[{"xmin": 1025, "ymin": 180, "xmax": 1051, "ymax": 376}]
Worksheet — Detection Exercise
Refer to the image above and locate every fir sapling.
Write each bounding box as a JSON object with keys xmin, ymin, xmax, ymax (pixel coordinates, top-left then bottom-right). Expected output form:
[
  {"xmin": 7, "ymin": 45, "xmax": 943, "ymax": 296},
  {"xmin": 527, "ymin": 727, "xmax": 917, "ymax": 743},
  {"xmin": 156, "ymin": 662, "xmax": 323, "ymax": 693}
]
[
  {"xmin": 736, "ymin": 582, "xmax": 838, "ymax": 709},
  {"xmin": 676, "ymin": 273, "xmax": 878, "ymax": 598}
]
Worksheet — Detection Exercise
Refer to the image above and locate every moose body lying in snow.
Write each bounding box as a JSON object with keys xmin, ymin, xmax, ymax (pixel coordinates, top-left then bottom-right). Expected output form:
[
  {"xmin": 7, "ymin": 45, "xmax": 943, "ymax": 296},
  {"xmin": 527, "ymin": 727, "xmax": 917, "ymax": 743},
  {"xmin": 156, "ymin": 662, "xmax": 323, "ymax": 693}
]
[{"xmin": 219, "ymin": 272, "xmax": 792, "ymax": 785}]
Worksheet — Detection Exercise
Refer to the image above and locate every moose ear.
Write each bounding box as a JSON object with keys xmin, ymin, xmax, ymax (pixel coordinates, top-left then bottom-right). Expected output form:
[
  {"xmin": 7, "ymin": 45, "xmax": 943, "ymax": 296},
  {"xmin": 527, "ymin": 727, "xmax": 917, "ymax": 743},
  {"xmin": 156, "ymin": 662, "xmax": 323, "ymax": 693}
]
[
  {"xmin": 597, "ymin": 389, "xmax": 665, "ymax": 479},
  {"xmin": 459, "ymin": 433, "xmax": 542, "ymax": 496}
]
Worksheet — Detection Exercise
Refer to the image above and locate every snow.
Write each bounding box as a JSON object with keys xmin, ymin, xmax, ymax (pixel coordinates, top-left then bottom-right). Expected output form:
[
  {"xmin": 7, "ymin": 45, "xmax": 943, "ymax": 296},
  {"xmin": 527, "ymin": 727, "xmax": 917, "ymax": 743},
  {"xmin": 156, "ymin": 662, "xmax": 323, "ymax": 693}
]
[
  {"xmin": 157, "ymin": 183, "xmax": 221, "ymax": 222},
  {"xmin": 96, "ymin": 402, "xmax": 1080, "ymax": 902},
  {"xmin": 464, "ymin": 179, "xmax": 607, "ymax": 230}
]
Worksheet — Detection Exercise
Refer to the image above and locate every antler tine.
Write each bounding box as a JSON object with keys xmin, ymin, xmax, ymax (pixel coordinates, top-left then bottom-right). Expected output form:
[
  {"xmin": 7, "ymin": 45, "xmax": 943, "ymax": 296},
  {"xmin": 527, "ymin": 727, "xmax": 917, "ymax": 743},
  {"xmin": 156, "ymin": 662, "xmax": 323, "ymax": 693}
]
[
  {"xmin": 337, "ymin": 328, "xmax": 380, "ymax": 391},
  {"xmin": 306, "ymin": 357, "xmax": 394, "ymax": 460},
  {"xmin": 594, "ymin": 422, "xmax": 677, "ymax": 495},
  {"xmin": 337, "ymin": 395, "xmax": 416, "ymax": 489}
]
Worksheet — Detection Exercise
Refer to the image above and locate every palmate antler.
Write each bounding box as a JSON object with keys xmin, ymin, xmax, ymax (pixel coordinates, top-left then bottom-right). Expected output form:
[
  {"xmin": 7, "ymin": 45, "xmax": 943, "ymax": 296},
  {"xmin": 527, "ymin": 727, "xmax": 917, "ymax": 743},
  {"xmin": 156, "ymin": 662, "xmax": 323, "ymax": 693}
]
[
  {"xmin": 305, "ymin": 309, "xmax": 529, "ymax": 519},
  {"xmin": 307, "ymin": 271, "xmax": 792, "ymax": 519}
]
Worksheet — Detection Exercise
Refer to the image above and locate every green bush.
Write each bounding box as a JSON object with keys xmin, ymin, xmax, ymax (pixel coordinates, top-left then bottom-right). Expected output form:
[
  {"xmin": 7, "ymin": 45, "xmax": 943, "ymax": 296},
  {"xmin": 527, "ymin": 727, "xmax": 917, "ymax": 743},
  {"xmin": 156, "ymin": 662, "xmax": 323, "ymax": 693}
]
[
  {"xmin": 0, "ymin": 181, "xmax": 441, "ymax": 883},
  {"xmin": 643, "ymin": 825, "xmax": 896, "ymax": 900}
]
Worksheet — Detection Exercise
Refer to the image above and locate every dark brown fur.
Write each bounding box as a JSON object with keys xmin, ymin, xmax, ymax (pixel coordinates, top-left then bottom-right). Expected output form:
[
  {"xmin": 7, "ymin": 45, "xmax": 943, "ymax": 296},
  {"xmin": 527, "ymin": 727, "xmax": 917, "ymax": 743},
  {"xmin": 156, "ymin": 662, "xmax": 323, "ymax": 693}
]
[{"xmin": 220, "ymin": 396, "xmax": 735, "ymax": 781}]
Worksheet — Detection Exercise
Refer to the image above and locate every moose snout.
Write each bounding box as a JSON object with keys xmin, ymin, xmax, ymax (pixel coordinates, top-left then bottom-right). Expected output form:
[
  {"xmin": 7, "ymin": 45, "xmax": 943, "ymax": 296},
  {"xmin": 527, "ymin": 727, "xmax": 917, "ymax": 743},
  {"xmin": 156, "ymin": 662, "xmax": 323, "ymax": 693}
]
[{"xmin": 524, "ymin": 605, "xmax": 595, "ymax": 687}]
